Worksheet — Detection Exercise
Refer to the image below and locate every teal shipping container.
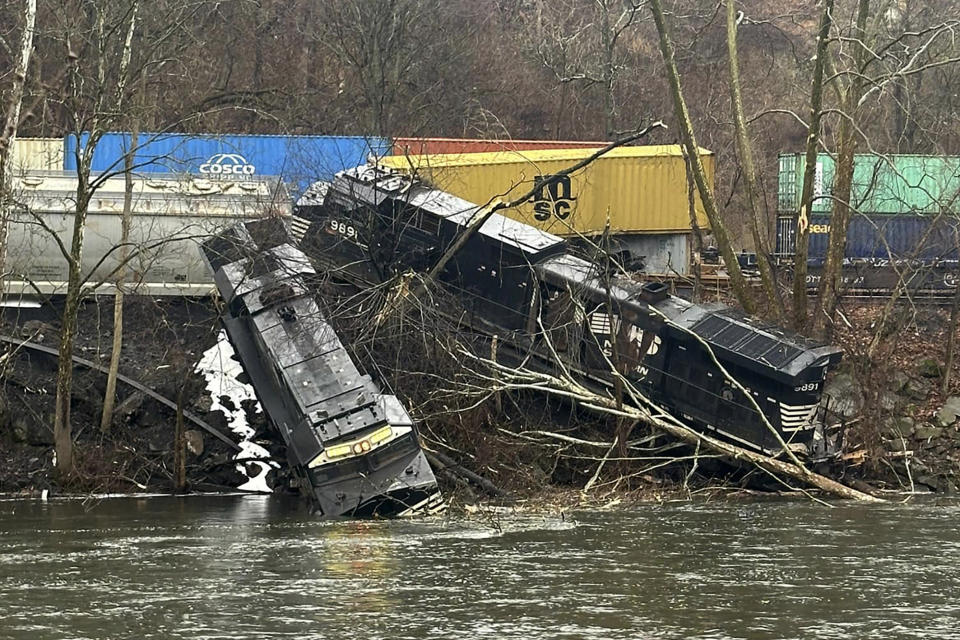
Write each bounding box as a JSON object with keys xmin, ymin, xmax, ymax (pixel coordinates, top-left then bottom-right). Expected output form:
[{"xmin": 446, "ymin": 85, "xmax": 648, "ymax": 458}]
[{"xmin": 777, "ymin": 153, "xmax": 960, "ymax": 215}]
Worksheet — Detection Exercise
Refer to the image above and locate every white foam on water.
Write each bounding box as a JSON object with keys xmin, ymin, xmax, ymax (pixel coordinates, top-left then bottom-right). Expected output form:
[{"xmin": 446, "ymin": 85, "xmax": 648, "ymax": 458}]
[{"xmin": 195, "ymin": 331, "xmax": 277, "ymax": 493}]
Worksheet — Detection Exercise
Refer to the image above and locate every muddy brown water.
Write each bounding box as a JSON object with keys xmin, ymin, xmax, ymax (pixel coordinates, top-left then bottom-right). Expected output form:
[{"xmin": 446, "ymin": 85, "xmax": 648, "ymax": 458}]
[{"xmin": 1, "ymin": 495, "xmax": 958, "ymax": 639}]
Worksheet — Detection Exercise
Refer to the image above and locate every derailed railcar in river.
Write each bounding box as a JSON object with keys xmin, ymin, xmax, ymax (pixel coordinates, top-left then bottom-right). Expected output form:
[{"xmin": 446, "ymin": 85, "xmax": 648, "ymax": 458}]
[
  {"xmin": 201, "ymin": 219, "xmax": 443, "ymax": 517},
  {"xmin": 297, "ymin": 165, "xmax": 844, "ymax": 459}
]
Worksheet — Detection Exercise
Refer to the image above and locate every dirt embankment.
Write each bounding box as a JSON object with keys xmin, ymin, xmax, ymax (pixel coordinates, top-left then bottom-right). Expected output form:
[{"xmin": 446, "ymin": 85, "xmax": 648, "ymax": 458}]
[
  {"xmin": 825, "ymin": 303, "xmax": 960, "ymax": 494},
  {"xmin": 0, "ymin": 296, "xmax": 281, "ymax": 496}
]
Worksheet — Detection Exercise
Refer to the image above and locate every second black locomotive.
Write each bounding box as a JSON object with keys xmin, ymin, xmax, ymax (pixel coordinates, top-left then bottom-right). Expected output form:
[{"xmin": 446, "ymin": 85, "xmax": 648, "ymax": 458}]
[{"xmin": 296, "ymin": 166, "xmax": 844, "ymax": 459}]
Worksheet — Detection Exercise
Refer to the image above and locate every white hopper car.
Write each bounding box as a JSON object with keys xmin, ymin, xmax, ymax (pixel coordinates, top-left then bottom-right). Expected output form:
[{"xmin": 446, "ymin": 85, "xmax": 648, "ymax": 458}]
[{"xmin": 3, "ymin": 171, "xmax": 290, "ymax": 297}]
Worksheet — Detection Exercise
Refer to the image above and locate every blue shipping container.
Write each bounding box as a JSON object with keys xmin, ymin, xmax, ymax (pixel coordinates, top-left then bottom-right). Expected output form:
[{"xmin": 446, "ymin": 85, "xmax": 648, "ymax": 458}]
[
  {"xmin": 64, "ymin": 133, "xmax": 391, "ymax": 193},
  {"xmin": 776, "ymin": 213, "xmax": 960, "ymax": 265}
]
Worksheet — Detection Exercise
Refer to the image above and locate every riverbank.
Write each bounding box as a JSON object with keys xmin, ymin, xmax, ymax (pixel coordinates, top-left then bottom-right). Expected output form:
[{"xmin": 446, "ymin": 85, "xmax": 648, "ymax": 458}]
[{"xmin": 2, "ymin": 295, "xmax": 959, "ymax": 504}]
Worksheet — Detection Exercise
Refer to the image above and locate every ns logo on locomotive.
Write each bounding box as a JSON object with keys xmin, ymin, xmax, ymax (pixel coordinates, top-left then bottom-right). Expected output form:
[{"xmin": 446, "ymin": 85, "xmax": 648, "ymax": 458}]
[{"xmin": 296, "ymin": 165, "xmax": 845, "ymax": 461}]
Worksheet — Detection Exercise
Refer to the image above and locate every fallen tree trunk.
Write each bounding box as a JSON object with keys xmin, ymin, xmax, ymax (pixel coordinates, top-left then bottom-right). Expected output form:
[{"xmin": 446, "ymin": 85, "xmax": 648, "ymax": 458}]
[
  {"xmin": 463, "ymin": 348, "xmax": 881, "ymax": 502},
  {"xmin": 425, "ymin": 449, "xmax": 505, "ymax": 497}
]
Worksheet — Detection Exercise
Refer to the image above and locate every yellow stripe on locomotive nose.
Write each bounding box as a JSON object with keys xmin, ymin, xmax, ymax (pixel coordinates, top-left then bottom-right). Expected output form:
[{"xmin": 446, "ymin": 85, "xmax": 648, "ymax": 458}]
[
  {"xmin": 369, "ymin": 426, "xmax": 393, "ymax": 444},
  {"xmin": 324, "ymin": 444, "xmax": 352, "ymax": 459}
]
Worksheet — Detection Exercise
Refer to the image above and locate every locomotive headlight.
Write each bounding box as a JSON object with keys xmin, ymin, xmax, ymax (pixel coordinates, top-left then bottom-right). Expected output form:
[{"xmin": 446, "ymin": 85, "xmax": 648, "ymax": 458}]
[{"xmin": 312, "ymin": 427, "xmax": 396, "ymax": 468}]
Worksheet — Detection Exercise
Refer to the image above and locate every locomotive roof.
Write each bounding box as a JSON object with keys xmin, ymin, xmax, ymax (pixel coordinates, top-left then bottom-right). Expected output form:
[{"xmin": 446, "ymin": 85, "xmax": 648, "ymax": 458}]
[
  {"xmin": 334, "ymin": 165, "xmax": 567, "ymax": 257},
  {"xmin": 681, "ymin": 306, "xmax": 843, "ymax": 382},
  {"xmin": 536, "ymin": 253, "xmax": 841, "ymax": 383},
  {"xmin": 204, "ymin": 234, "xmax": 391, "ymax": 445}
]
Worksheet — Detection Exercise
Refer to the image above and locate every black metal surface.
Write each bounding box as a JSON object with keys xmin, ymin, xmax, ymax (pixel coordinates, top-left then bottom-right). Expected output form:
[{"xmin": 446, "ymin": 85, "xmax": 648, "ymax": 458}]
[{"xmin": 201, "ymin": 220, "xmax": 441, "ymax": 517}]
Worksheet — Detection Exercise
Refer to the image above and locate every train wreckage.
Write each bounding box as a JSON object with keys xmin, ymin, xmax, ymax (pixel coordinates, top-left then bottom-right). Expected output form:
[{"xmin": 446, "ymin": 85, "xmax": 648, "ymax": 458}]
[
  {"xmin": 199, "ymin": 164, "xmax": 845, "ymax": 515},
  {"xmin": 296, "ymin": 165, "xmax": 845, "ymax": 460},
  {"xmin": 201, "ymin": 219, "xmax": 443, "ymax": 517}
]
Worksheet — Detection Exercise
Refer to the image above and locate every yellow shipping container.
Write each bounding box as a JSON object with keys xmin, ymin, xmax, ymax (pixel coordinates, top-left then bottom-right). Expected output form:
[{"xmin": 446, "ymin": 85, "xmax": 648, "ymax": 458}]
[
  {"xmin": 379, "ymin": 145, "xmax": 713, "ymax": 235},
  {"xmin": 9, "ymin": 138, "xmax": 63, "ymax": 172}
]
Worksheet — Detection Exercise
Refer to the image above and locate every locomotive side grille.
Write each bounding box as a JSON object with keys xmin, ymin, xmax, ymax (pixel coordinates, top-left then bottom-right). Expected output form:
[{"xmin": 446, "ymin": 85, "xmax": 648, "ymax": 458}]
[
  {"xmin": 779, "ymin": 402, "xmax": 819, "ymax": 431},
  {"xmin": 289, "ymin": 215, "xmax": 311, "ymax": 244},
  {"xmin": 588, "ymin": 311, "xmax": 614, "ymax": 336}
]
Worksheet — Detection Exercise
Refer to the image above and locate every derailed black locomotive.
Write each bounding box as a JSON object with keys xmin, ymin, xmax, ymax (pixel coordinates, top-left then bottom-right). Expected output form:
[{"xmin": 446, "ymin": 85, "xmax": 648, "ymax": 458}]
[
  {"xmin": 296, "ymin": 166, "xmax": 845, "ymax": 459},
  {"xmin": 201, "ymin": 219, "xmax": 443, "ymax": 517}
]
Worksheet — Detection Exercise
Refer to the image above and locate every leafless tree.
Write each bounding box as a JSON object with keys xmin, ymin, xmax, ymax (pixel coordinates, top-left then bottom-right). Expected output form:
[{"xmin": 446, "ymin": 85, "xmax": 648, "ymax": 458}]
[
  {"xmin": 726, "ymin": 0, "xmax": 784, "ymax": 320},
  {"xmin": 529, "ymin": 0, "xmax": 645, "ymax": 139},
  {"xmin": 0, "ymin": 0, "xmax": 37, "ymax": 297},
  {"xmin": 649, "ymin": 0, "xmax": 756, "ymax": 314}
]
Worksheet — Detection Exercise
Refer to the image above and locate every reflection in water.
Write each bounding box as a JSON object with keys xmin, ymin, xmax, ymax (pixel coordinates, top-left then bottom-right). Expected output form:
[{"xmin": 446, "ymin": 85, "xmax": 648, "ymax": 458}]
[
  {"xmin": 320, "ymin": 521, "xmax": 399, "ymax": 614},
  {"xmin": 1, "ymin": 496, "xmax": 959, "ymax": 639}
]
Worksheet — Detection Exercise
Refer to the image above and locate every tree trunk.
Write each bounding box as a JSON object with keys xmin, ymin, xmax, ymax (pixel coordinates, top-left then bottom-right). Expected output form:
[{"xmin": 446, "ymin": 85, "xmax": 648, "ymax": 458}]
[
  {"xmin": 0, "ymin": 0, "xmax": 37, "ymax": 169},
  {"xmin": 0, "ymin": 0, "xmax": 38, "ymax": 298},
  {"xmin": 725, "ymin": 0, "xmax": 783, "ymax": 320},
  {"xmin": 174, "ymin": 383, "xmax": 187, "ymax": 492},
  {"xmin": 101, "ymin": 129, "xmax": 138, "ymax": 432},
  {"xmin": 943, "ymin": 253, "xmax": 960, "ymax": 394},
  {"xmin": 791, "ymin": 0, "xmax": 834, "ymax": 332},
  {"xmin": 684, "ymin": 148, "xmax": 703, "ymax": 301},
  {"xmin": 814, "ymin": 0, "xmax": 871, "ymax": 337},
  {"xmin": 54, "ymin": 188, "xmax": 90, "ymax": 478},
  {"xmin": 649, "ymin": 0, "xmax": 756, "ymax": 315}
]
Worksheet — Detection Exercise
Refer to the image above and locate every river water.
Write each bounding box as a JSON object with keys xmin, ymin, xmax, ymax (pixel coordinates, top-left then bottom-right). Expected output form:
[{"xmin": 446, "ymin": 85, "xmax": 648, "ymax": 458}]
[{"xmin": 1, "ymin": 495, "xmax": 958, "ymax": 640}]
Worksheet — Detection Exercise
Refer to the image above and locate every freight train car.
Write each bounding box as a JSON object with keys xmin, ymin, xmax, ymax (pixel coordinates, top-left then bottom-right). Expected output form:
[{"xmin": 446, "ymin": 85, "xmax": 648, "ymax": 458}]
[
  {"xmin": 4, "ymin": 171, "xmax": 288, "ymax": 297},
  {"xmin": 775, "ymin": 153, "xmax": 960, "ymax": 293},
  {"xmin": 379, "ymin": 145, "xmax": 713, "ymax": 275},
  {"xmin": 65, "ymin": 133, "xmax": 391, "ymax": 194},
  {"xmin": 201, "ymin": 219, "xmax": 443, "ymax": 517},
  {"xmin": 8, "ymin": 138, "xmax": 64, "ymax": 172},
  {"xmin": 298, "ymin": 165, "xmax": 844, "ymax": 459},
  {"xmin": 392, "ymin": 137, "xmax": 605, "ymax": 156}
]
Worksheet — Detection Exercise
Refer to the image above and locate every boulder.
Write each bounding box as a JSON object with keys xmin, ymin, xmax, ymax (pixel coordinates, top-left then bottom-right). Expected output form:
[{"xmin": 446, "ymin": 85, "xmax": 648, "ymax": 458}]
[
  {"xmin": 19, "ymin": 320, "xmax": 57, "ymax": 343},
  {"xmin": 881, "ymin": 416, "xmax": 915, "ymax": 439},
  {"xmin": 884, "ymin": 437, "xmax": 909, "ymax": 453},
  {"xmin": 937, "ymin": 396, "xmax": 960, "ymax": 427},
  {"xmin": 114, "ymin": 391, "xmax": 145, "ymax": 423},
  {"xmin": 905, "ymin": 377, "xmax": 933, "ymax": 401},
  {"xmin": 192, "ymin": 394, "xmax": 213, "ymax": 413},
  {"xmin": 824, "ymin": 373, "xmax": 864, "ymax": 418},
  {"xmin": 915, "ymin": 474, "xmax": 957, "ymax": 494},
  {"xmin": 918, "ymin": 359, "xmax": 944, "ymax": 379},
  {"xmin": 914, "ymin": 425, "xmax": 944, "ymax": 440},
  {"xmin": 891, "ymin": 370, "xmax": 911, "ymax": 394},
  {"xmin": 184, "ymin": 430, "xmax": 204, "ymax": 456},
  {"xmin": 10, "ymin": 414, "xmax": 55, "ymax": 446},
  {"xmin": 879, "ymin": 391, "xmax": 899, "ymax": 412}
]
